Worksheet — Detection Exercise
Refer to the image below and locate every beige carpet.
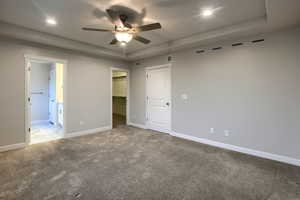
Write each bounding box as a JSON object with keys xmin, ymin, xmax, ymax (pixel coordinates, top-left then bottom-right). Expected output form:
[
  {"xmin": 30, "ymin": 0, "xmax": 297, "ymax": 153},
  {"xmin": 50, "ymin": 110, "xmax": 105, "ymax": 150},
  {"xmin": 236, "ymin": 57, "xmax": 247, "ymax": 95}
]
[{"xmin": 0, "ymin": 126, "xmax": 299, "ymax": 200}]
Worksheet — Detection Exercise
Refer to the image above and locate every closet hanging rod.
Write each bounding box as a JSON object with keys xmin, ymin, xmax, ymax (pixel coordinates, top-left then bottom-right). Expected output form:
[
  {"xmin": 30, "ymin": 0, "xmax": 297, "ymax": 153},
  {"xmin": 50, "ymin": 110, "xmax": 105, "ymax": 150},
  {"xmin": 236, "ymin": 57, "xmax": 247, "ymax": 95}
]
[{"xmin": 31, "ymin": 92, "xmax": 44, "ymax": 95}]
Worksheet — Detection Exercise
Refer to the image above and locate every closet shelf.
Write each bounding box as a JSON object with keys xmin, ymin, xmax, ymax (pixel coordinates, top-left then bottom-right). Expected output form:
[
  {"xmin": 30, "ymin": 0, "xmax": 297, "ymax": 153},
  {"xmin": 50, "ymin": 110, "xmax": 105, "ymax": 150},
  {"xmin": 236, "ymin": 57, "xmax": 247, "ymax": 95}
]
[
  {"xmin": 113, "ymin": 76, "xmax": 127, "ymax": 79},
  {"xmin": 113, "ymin": 96, "xmax": 127, "ymax": 98}
]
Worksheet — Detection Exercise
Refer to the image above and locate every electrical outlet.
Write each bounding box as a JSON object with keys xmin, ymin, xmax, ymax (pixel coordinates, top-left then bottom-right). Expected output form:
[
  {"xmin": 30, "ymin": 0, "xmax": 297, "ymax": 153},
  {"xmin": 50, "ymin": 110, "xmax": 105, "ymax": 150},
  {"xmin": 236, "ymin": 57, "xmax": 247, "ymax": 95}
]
[
  {"xmin": 210, "ymin": 128, "xmax": 214, "ymax": 134},
  {"xmin": 224, "ymin": 130, "xmax": 230, "ymax": 137}
]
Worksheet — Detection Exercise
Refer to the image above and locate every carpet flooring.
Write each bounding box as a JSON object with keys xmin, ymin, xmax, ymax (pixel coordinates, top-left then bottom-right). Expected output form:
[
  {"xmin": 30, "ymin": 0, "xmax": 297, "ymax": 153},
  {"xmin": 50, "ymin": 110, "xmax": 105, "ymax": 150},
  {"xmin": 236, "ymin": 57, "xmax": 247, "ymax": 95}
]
[{"xmin": 0, "ymin": 126, "xmax": 299, "ymax": 200}]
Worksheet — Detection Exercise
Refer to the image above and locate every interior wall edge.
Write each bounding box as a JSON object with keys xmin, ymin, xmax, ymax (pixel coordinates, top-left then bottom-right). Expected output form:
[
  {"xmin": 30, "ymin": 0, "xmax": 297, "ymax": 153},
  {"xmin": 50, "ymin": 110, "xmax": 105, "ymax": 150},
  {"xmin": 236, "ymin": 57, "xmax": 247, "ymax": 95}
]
[
  {"xmin": 171, "ymin": 131, "xmax": 300, "ymax": 167},
  {"xmin": 130, "ymin": 25, "xmax": 300, "ymax": 65},
  {"xmin": 0, "ymin": 21, "xmax": 127, "ymax": 61},
  {"xmin": 0, "ymin": 143, "xmax": 27, "ymax": 153},
  {"xmin": 0, "ymin": 125, "xmax": 112, "ymax": 153},
  {"xmin": 127, "ymin": 122, "xmax": 300, "ymax": 167},
  {"xmin": 64, "ymin": 125, "xmax": 112, "ymax": 139}
]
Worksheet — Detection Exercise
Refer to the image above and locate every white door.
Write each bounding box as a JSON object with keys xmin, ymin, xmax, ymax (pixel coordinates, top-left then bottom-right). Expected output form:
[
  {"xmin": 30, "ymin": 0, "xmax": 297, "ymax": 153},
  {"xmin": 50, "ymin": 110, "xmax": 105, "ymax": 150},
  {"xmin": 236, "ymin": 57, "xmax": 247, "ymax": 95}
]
[
  {"xmin": 49, "ymin": 68, "xmax": 57, "ymax": 124},
  {"xmin": 146, "ymin": 66, "xmax": 171, "ymax": 133}
]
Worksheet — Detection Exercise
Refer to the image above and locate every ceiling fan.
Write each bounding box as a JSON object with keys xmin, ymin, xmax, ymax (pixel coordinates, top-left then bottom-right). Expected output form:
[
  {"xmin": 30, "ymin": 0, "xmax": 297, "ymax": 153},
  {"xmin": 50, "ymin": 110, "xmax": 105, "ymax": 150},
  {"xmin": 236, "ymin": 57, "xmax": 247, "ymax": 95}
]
[{"xmin": 82, "ymin": 9, "xmax": 162, "ymax": 46}]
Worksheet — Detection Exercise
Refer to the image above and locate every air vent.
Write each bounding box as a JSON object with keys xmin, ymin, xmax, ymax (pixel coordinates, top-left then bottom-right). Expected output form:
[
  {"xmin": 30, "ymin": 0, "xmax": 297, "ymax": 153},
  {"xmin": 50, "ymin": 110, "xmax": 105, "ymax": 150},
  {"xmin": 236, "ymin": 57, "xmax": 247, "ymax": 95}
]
[
  {"xmin": 196, "ymin": 50, "xmax": 205, "ymax": 54},
  {"xmin": 252, "ymin": 39, "xmax": 264, "ymax": 43},
  {"xmin": 168, "ymin": 56, "xmax": 172, "ymax": 61},
  {"xmin": 212, "ymin": 47, "xmax": 222, "ymax": 51},
  {"xmin": 232, "ymin": 43, "xmax": 243, "ymax": 47}
]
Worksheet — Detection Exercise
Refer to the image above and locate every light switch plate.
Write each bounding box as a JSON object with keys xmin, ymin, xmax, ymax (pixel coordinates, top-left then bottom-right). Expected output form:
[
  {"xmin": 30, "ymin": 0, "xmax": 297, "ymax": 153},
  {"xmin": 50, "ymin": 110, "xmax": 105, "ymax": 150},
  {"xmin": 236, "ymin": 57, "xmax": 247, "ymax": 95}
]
[
  {"xmin": 181, "ymin": 94, "xmax": 188, "ymax": 100},
  {"xmin": 224, "ymin": 130, "xmax": 230, "ymax": 137}
]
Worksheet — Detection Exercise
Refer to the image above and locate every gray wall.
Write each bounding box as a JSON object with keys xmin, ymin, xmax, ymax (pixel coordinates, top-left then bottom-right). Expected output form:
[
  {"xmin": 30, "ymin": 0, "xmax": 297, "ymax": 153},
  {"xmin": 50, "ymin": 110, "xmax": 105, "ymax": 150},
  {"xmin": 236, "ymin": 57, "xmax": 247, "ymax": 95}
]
[
  {"xmin": 30, "ymin": 62, "xmax": 51, "ymax": 122},
  {"xmin": 130, "ymin": 27, "xmax": 300, "ymax": 160},
  {"xmin": 130, "ymin": 67, "xmax": 147, "ymax": 125},
  {"xmin": 0, "ymin": 38, "xmax": 128, "ymax": 147}
]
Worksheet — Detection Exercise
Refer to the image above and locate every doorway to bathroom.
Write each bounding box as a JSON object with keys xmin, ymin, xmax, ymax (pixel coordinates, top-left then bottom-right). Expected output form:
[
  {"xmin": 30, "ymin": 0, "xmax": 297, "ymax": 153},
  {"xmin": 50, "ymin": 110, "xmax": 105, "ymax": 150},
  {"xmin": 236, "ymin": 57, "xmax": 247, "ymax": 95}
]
[{"xmin": 25, "ymin": 55, "xmax": 67, "ymax": 144}]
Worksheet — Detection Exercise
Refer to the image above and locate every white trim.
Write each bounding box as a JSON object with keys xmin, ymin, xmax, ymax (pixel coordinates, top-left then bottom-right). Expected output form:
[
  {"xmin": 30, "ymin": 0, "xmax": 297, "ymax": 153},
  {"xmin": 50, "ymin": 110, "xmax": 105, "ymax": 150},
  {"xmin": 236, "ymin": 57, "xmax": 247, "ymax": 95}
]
[
  {"xmin": 62, "ymin": 60, "xmax": 68, "ymax": 136},
  {"xmin": 145, "ymin": 64, "xmax": 172, "ymax": 134},
  {"xmin": 149, "ymin": 127, "xmax": 172, "ymax": 134},
  {"xmin": 110, "ymin": 67, "xmax": 130, "ymax": 127},
  {"xmin": 128, "ymin": 122, "xmax": 147, "ymax": 129},
  {"xmin": 24, "ymin": 55, "xmax": 68, "ymax": 145},
  {"xmin": 126, "ymin": 18, "xmax": 267, "ymax": 60},
  {"xmin": 0, "ymin": 143, "xmax": 26, "ymax": 153},
  {"xmin": 0, "ymin": 126, "xmax": 111, "ymax": 152},
  {"xmin": 30, "ymin": 136, "xmax": 64, "ymax": 145},
  {"xmin": 24, "ymin": 55, "xmax": 68, "ymax": 65},
  {"xmin": 25, "ymin": 57, "xmax": 31, "ymax": 145},
  {"xmin": 145, "ymin": 64, "xmax": 171, "ymax": 70},
  {"xmin": 31, "ymin": 120, "xmax": 49, "ymax": 125},
  {"xmin": 171, "ymin": 131, "xmax": 300, "ymax": 167},
  {"xmin": 64, "ymin": 126, "xmax": 112, "ymax": 139}
]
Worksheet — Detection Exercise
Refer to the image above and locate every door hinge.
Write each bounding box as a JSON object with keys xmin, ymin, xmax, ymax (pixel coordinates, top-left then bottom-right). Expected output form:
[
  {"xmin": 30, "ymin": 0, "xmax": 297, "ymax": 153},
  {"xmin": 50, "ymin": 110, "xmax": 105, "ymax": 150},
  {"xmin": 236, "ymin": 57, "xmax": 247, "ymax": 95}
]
[
  {"xmin": 28, "ymin": 67, "xmax": 31, "ymax": 71},
  {"xmin": 146, "ymin": 74, "xmax": 148, "ymax": 79},
  {"xmin": 28, "ymin": 128, "xmax": 31, "ymax": 132},
  {"xmin": 28, "ymin": 97, "xmax": 31, "ymax": 102}
]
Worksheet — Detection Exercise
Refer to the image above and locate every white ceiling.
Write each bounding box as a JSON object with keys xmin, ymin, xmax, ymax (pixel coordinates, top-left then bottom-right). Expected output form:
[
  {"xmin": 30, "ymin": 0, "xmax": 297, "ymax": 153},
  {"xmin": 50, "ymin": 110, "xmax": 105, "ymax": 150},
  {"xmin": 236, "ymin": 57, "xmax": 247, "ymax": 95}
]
[{"xmin": 0, "ymin": 0, "xmax": 299, "ymax": 60}]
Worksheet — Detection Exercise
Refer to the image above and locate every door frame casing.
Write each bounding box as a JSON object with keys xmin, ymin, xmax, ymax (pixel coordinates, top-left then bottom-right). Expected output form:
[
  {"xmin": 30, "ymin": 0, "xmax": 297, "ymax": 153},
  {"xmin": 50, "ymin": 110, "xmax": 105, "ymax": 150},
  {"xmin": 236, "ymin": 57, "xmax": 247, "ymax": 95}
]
[
  {"xmin": 145, "ymin": 64, "xmax": 172, "ymax": 134},
  {"xmin": 24, "ymin": 55, "xmax": 68, "ymax": 145},
  {"xmin": 49, "ymin": 67, "xmax": 57, "ymax": 125},
  {"xmin": 110, "ymin": 67, "xmax": 130, "ymax": 128}
]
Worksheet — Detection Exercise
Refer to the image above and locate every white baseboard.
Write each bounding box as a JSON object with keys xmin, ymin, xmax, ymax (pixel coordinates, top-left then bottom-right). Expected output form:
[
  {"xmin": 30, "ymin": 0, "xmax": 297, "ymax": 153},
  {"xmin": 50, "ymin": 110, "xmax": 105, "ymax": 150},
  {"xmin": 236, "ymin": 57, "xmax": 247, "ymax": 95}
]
[
  {"xmin": 3, "ymin": 126, "xmax": 298, "ymax": 167},
  {"xmin": 171, "ymin": 131, "xmax": 300, "ymax": 167},
  {"xmin": 128, "ymin": 122, "xmax": 146, "ymax": 129},
  {"xmin": 31, "ymin": 120, "xmax": 49, "ymax": 125},
  {"xmin": 64, "ymin": 126, "xmax": 112, "ymax": 139},
  {"xmin": 0, "ymin": 143, "xmax": 26, "ymax": 153},
  {"xmin": 0, "ymin": 126, "xmax": 112, "ymax": 152}
]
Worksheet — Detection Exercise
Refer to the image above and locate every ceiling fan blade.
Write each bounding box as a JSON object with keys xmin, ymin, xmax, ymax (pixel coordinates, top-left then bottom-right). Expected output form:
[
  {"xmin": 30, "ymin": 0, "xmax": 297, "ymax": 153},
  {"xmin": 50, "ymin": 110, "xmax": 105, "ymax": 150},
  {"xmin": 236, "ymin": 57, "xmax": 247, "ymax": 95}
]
[
  {"xmin": 106, "ymin": 9, "xmax": 123, "ymax": 26},
  {"xmin": 134, "ymin": 35, "xmax": 151, "ymax": 44},
  {"xmin": 106, "ymin": 9, "xmax": 132, "ymax": 28},
  {"xmin": 110, "ymin": 38, "xmax": 118, "ymax": 45},
  {"xmin": 137, "ymin": 23, "xmax": 162, "ymax": 32},
  {"xmin": 119, "ymin": 14, "xmax": 132, "ymax": 29},
  {"xmin": 124, "ymin": 23, "xmax": 132, "ymax": 29},
  {"xmin": 82, "ymin": 27, "xmax": 111, "ymax": 32},
  {"xmin": 106, "ymin": 9, "xmax": 118, "ymax": 21}
]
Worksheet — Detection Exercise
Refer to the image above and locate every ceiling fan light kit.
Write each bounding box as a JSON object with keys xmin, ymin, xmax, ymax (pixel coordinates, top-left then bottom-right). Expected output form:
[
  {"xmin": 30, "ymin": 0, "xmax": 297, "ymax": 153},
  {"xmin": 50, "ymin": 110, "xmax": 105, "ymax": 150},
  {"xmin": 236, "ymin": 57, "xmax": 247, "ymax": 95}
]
[
  {"xmin": 82, "ymin": 8, "xmax": 162, "ymax": 46},
  {"xmin": 115, "ymin": 31, "xmax": 133, "ymax": 43}
]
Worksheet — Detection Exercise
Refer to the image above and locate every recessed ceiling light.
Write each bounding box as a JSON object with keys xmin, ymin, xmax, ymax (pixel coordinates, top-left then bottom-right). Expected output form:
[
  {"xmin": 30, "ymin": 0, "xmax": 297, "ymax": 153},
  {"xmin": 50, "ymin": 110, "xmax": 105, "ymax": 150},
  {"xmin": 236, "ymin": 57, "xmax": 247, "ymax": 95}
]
[
  {"xmin": 202, "ymin": 9, "xmax": 214, "ymax": 17},
  {"xmin": 46, "ymin": 18, "xmax": 57, "ymax": 26}
]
